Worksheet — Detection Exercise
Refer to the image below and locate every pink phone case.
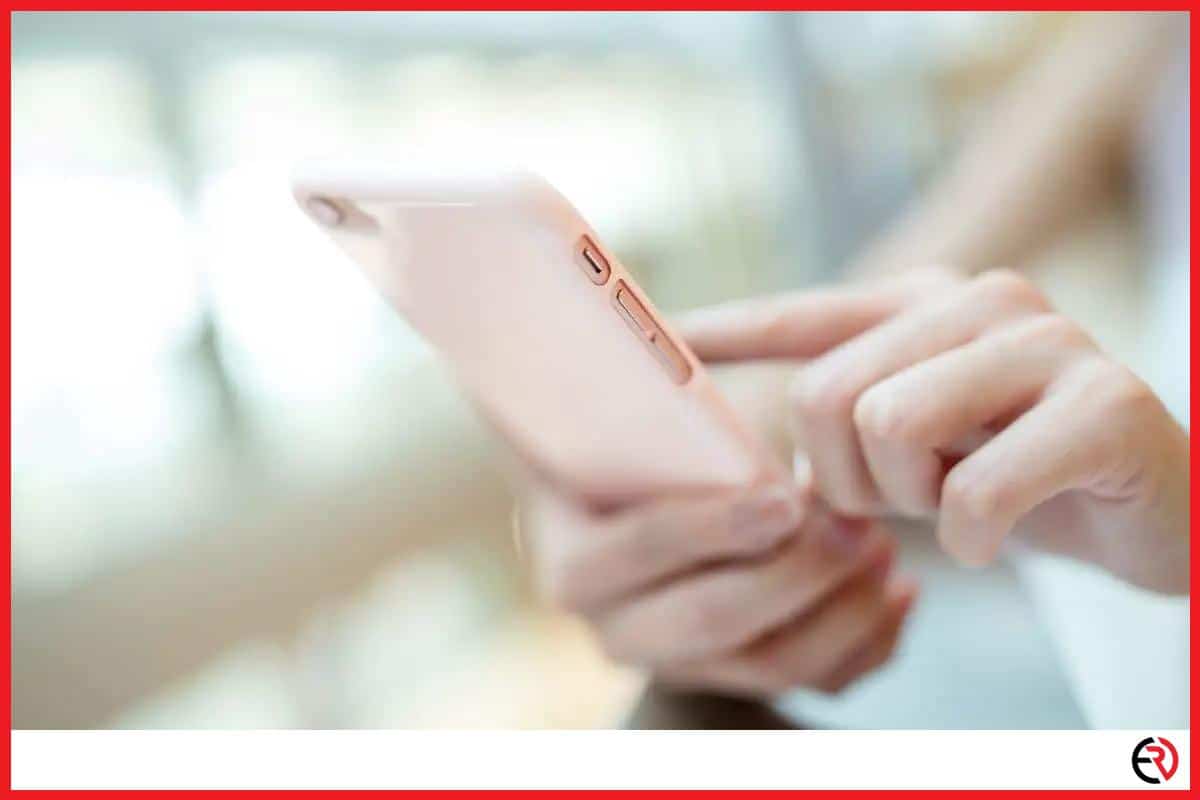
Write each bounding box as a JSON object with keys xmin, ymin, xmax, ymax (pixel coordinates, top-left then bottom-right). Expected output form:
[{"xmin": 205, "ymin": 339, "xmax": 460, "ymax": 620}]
[{"xmin": 292, "ymin": 162, "xmax": 779, "ymax": 508}]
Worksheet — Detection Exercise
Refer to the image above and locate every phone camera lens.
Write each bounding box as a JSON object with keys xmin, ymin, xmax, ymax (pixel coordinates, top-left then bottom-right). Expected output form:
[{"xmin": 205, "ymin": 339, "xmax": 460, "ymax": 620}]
[{"xmin": 306, "ymin": 196, "xmax": 344, "ymax": 226}]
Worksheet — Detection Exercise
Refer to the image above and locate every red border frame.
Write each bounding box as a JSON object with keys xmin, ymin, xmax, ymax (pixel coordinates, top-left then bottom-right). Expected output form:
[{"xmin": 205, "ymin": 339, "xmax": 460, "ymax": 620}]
[
  {"xmin": 3, "ymin": 2, "xmax": 1198, "ymax": 9},
  {"xmin": 2, "ymin": 6, "xmax": 1195, "ymax": 794}
]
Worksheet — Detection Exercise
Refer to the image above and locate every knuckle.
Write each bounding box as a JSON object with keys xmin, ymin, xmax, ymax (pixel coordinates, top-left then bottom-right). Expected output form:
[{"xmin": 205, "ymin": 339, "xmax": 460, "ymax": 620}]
[
  {"xmin": 791, "ymin": 365, "xmax": 857, "ymax": 421},
  {"xmin": 1097, "ymin": 363, "xmax": 1160, "ymax": 424},
  {"xmin": 853, "ymin": 384, "xmax": 923, "ymax": 444},
  {"xmin": 1070, "ymin": 358, "xmax": 1159, "ymax": 420},
  {"xmin": 852, "ymin": 387, "xmax": 889, "ymax": 438},
  {"xmin": 1010, "ymin": 312, "xmax": 1092, "ymax": 350},
  {"xmin": 941, "ymin": 468, "xmax": 1006, "ymax": 521},
  {"xmin": 1105, "ymin": 363, "xmax": 1155, "ymax": 404},
  {"xmin": 975, "ymin": 269, "xmax": 1050, "ymax": 312}
]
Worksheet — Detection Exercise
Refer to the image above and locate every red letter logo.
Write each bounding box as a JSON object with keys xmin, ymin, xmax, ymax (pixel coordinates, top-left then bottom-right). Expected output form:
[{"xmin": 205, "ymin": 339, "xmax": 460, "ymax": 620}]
[{"xmin": 1133, "ymin": 736, "xmax": 1179, "ymax": 784}]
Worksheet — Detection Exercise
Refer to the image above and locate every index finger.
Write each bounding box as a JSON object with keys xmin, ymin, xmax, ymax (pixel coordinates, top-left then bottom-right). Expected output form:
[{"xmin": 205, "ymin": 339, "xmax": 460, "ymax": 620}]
[{"xmin": 678, "ymin": 268, "xmax": 957, "ymax": 364}]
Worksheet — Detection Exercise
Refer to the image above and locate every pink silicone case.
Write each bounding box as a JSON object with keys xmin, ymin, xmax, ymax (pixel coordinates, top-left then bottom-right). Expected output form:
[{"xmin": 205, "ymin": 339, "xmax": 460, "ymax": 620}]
[{"xmin": 292, "ymin": 162, "xmax": 779, "ymax": 508}]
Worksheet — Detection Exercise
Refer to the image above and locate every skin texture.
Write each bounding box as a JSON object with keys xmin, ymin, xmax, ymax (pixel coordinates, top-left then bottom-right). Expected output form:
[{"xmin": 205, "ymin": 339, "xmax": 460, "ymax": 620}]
[
  {"xmin": 683, "ymin": 267, "xmax": 1189, "ymax": 595},
  {"xmin": 521, "ymin": 14, "xmax": 1186, "ymax": 696},
  {"xmin": 521, "ymin": 480, "xmax": 919, "ymax": 696}
]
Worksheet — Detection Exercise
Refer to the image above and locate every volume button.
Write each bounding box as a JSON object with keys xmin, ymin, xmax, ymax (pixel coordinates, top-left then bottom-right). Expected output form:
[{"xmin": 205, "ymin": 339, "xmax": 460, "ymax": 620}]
[
  {"xmin": 649, "ymin": 331, "xmax": 693, "ymax": 384},
  {"xmin": 613, "ymin": 282, "xmax": 656, "ymax": 334},
  {"xmin": 612, "ymin": 281, "xmax": 693, "ymax": 384}
]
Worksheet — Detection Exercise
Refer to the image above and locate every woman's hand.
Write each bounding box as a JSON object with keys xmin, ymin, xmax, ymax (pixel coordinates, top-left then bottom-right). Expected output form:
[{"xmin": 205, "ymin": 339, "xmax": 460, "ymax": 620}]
[
  {"xmin": 521, "ymin": 482, "xmax": 918, "ymax": 696},
  {"xmin": 683, "ymin": 267, "xmax": 1189, "ymax": 594}
]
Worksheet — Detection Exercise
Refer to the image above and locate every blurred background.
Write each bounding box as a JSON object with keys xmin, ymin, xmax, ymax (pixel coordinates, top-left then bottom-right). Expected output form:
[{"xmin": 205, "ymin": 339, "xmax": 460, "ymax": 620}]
[{"xmin": 11, "ymin": 12, "xmax": 1170, "ymax": 728}]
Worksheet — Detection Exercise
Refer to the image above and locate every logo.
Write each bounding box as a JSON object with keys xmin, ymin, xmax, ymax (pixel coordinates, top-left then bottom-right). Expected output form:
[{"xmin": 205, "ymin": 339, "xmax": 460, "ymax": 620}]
[{"xmin": 1132, "ymin": 736, "xmax": 1179, "ymax": 784}]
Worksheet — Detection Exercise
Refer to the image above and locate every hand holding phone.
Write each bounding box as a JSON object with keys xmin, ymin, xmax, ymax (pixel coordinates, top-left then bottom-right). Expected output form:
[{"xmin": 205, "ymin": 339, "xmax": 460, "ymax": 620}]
[
  {"xmin": 521, "ymin": 478, "xmax": 915, "ymax": 696},
  {"xmin": 293, "ymin": 162, "xmax": 917, "ymax": 696}
]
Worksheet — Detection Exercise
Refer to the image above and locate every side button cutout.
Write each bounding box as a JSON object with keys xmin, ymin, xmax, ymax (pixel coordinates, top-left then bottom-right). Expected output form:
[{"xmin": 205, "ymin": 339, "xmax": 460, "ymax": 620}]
[
  {"xmin": 614, "ymin": 284, "xmax": 656, "ymax": 335},
  {"xmin": 577, "ymin": 235, "xmax": 611, "ymax": 285},
  {"xmin": 612, "ymin": 281, "xmax": 693, "ymax": 385}
]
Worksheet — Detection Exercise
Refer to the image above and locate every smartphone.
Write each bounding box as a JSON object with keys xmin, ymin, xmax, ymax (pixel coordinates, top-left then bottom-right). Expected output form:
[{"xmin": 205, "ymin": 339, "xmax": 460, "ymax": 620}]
[{"xmin": 292, "ymin": 162, "xmax": 779, "ymax": 508}]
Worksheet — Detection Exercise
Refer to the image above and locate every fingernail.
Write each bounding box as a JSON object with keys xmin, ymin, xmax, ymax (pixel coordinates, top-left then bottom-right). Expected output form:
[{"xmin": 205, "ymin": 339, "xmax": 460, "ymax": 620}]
[
  {"xmin": 820, "ymin": 514, "xmax": 872, "ymax": 557},
  {"xmin": 732, "ymin": 487, "xmax": 802, "ymax": 548}
]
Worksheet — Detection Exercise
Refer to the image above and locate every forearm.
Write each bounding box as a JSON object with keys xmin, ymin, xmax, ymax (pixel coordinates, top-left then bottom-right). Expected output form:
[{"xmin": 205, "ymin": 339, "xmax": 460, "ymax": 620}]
[{"xmin": 852, "ymin": 12, "xmax": 1181, "ymax": 278}]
